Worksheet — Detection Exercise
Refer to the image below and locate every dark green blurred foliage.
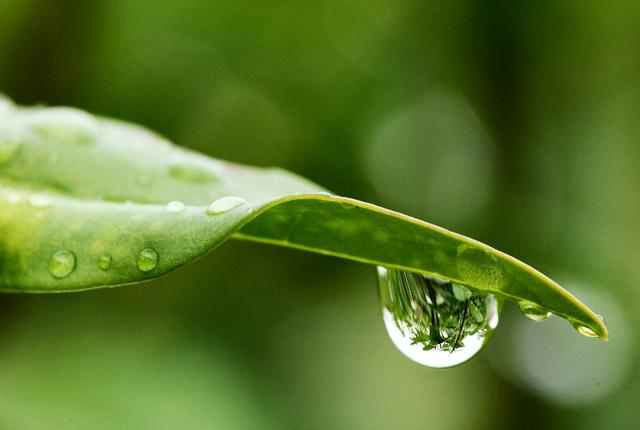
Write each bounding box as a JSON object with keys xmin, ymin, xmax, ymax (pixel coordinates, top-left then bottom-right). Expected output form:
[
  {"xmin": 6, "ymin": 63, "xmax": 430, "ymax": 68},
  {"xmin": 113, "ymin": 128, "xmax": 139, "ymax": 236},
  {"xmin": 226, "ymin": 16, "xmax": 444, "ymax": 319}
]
[{"xmin": 1, "ymin": 1, "xmax": 638, "ymax": 428}]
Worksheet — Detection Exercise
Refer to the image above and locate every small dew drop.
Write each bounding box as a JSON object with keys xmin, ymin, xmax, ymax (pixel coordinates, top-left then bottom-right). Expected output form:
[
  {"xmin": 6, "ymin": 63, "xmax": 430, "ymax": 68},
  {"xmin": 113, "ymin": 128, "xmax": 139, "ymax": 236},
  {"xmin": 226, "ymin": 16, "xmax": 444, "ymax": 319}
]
[
  {"xmin": 206, "ymin": 196, "xmax": 247, "ymax": 215},
  {"xmin": 166, "ymin": 200, "xmax": 185, "ymax": 213},
  {"xmin": 377, "ymin": 267, "xmax": 501, "ymax": 368},
  {"xmin": 49, "ymin": 249, "xmax": 76, "ymax": 279},
  {"xmin": 571, "ymin": 321, "xmax": 599, "ymax": 338},
  {"xmin": 137, "ymin": 248, "xmax": 159, "ymax": 272},
  {"xmin": 97, "ymin": 252, "xmax": 112, "ymax": 271},
  {"xmin": 29, "ymin": 194, "xmax": 53, "ymax": 208},
  {"xmin": 0, "ymin": 137, "xmax": 22, "ymax": 166},
  {"xmin": 518, "ymin": 301, "xmax": 552, "ymax": 321}
]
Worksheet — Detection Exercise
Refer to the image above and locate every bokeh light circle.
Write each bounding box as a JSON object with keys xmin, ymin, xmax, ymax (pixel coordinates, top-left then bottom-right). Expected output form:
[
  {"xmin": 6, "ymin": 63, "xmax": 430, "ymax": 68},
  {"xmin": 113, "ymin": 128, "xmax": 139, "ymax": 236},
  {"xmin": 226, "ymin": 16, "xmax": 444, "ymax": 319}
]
[{"xmin": 361, "ymin": 88, "xmax": 496, "ymax": 227}]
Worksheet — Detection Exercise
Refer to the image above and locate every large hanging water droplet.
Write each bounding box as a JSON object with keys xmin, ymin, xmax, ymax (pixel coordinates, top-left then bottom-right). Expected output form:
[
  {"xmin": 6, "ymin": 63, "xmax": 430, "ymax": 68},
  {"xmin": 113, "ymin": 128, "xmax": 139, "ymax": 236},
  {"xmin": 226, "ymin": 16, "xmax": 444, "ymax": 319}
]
[
  {"xmin": 377, "ymin": 267, "xmax": 501, "ymax": 368},
  {"xmin": 137, "ymin": 248, "xmax": 159, "ymax": 272},
  {"xmin": 49, "ymin": 249, "xmax": 77, "ymax": 279},
  {"xmin": 518, "ymin": 301, "xmax": 552, "ymax": 321},
  {"xmin": 206, "ymin": 196, "xmax": 247, "ymax": 215}
]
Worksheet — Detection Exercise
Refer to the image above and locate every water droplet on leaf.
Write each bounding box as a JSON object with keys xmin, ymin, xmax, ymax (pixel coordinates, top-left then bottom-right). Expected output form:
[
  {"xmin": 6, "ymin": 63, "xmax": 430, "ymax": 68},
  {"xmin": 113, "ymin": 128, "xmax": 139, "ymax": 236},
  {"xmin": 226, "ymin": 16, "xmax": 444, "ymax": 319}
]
[
  {"xmin": 378, "ymin": 267, "xmax": 500, "ymax": 368},
  {"xmin": 518, "ymin": 301, "xmax": 552, "ymax": 321},
  {"xmin": 137, "ymin": 248, "xmax": 159, "ymax": 272},
  {"xmin": 165, "ymin": 200, "xmax": 185, "ymax": 213},
  {"xmin": 206, "ymin": 196, "xmax": 247, "ymax": 215},
  {"xmin": 97, "ymin": 252, "xmax": 112, "ymax": 270},
  {"xmin": 451, "ymin": 283, "xmax": 473, "ymax": 301},
  {"xmin": 49, "ymin": 249, "xmax": 76, "ymax": 279},
  {"xmin": 571, "ymin": 321, "xmax": 599, "ymax": 338}
]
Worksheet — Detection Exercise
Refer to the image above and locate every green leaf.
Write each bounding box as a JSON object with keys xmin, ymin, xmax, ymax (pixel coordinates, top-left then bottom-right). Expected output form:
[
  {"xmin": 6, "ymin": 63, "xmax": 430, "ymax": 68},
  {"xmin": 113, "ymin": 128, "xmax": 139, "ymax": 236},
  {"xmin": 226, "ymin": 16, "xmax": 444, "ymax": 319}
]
[
  {"xmin": 0, "ymin": 95, "xmax": 608, "ymax": 339},
  {"xmin": 451, "ymin": 283, "xmax": 473, "ymax": 302}
]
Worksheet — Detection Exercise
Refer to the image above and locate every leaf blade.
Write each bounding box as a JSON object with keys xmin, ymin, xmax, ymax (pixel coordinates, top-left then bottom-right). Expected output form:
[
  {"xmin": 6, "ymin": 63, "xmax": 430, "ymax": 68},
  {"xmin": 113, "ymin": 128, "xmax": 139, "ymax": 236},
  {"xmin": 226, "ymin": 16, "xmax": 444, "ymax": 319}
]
[
  {"xmin": 0, "ymin": 96, "xmax": 608, "ymax": 339},
  {"xmin": 236, "ymin": 195, "xmax": 607, "ymax": 339}
]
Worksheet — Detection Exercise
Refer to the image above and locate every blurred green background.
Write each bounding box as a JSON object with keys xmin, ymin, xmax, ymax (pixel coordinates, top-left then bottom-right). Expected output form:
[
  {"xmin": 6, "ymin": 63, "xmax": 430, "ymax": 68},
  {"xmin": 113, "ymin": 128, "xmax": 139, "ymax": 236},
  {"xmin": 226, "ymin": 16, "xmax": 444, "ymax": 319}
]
[{"xmin": 1, "ymin": 1, "xmax": 639, "ymax": 428}]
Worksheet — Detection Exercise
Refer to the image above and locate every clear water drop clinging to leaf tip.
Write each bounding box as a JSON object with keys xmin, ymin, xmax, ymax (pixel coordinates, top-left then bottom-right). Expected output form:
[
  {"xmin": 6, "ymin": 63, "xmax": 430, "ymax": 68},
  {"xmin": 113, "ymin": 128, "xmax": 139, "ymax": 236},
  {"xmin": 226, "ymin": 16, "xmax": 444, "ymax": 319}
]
[{"xmin": 377, "ymin": 267, "xmax": 501, "ymax": 368}]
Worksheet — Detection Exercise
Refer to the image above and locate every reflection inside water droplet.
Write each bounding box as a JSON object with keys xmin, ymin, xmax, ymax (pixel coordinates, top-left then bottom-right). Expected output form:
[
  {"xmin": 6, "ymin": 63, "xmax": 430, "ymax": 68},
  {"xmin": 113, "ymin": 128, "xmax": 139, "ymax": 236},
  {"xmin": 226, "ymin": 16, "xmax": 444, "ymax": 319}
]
[
  {"xmin": 377, "ymin": 267, "xmax": 500, "ymax": 368},
  {"xmin": 518, "ymin": 301, "xmax": 551, "ymax": 321},
  {"xmin": 49, "ymin": 249, "xmax": 76, "ymax": 279},
  {"xmin": 137, "ymin": 248, "xmax": 159, "ymax": 272}
]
